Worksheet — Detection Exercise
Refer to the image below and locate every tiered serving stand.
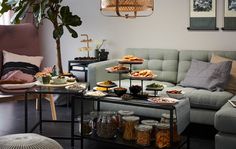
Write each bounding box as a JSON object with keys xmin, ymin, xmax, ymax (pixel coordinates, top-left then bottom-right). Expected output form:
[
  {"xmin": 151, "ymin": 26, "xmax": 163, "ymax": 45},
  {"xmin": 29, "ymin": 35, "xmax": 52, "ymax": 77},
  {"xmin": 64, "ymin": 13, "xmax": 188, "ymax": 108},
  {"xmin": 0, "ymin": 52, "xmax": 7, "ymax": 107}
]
[{"xmin": 103, "ymin": 59, "xmax": 163, "ymax": 97}]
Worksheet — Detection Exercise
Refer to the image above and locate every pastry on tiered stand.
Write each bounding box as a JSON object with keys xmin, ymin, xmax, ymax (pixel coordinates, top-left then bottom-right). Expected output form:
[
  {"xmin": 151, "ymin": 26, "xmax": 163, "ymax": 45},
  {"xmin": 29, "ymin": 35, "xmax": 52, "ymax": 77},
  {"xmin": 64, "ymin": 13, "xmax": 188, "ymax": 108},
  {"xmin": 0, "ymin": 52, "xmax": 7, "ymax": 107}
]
[
  {"xmin": 129, "ymin": 70, "xmax": 156, "ymax": 80},
  {"xmin": 105, "ymin": 64, "xmax": 129, "ymax": 73},
  {"xmin": 119, "ymin": 55, "xmax": 144, "ymax": 64}
]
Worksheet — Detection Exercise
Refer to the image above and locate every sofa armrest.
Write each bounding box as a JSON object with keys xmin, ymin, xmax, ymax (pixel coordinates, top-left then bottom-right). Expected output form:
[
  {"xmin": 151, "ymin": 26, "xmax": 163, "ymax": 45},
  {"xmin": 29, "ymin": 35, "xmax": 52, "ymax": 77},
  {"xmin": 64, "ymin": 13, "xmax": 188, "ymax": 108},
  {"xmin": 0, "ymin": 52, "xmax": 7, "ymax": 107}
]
[{"xmin": 88, "ymin": 59, "xmax": 119, "ymax": 88}]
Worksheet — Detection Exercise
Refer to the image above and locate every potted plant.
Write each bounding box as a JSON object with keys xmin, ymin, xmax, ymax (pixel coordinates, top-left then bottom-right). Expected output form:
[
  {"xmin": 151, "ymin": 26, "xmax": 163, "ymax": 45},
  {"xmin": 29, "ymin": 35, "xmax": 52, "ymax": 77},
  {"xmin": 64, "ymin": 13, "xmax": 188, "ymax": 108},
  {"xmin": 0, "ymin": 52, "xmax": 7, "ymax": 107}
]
[{"xmin": 0, "ymin": 0, "xmax": 82, "ymax": 75}]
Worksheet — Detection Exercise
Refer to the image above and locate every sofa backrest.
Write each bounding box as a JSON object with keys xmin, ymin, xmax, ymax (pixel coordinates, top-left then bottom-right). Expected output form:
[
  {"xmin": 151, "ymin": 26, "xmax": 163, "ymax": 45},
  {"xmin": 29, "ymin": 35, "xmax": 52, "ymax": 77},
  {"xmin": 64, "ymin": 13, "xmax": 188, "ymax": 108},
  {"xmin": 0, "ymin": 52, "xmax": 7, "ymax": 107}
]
[
  {"xmin": 124, "ymin": 48, "xmax": 179, "ymax": 83},
  {"xmin": 0, "ymin": 23, "xmax": 40, "ymax": 75},
  {"xmin": 177, "ymin": 50, "xmax": 236, "ymax": 83}
]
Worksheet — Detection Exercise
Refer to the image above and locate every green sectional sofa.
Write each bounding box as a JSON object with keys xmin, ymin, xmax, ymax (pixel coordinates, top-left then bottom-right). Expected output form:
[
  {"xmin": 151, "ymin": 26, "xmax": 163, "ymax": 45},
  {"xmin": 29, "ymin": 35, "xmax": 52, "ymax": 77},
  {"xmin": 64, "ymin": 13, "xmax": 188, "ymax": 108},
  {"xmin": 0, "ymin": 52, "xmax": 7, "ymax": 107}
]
[{"xmin": 88, "ymin": 48, "xmax": 236, "ymax": 148}]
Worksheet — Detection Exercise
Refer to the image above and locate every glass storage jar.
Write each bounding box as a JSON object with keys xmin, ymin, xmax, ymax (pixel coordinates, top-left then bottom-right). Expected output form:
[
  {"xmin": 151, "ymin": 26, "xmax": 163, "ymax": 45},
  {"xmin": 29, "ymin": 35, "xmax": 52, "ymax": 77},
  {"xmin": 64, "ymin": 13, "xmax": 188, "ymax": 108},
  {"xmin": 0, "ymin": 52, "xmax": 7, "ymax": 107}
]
[
  {"xmin": 160, "ymin": 113, "xmax": 181, "ymax": 142},
  {"xmin": 155, "ymin": 123, "xmax": 170, "ymax": 149},
  {"xmin": 77, "ymin": 115, "xmax": 93, "ymax": 136},
  {"xmin": 117, "ymin": 110, "xmax": 134, "ymax": 131},
  {"xmin": 90, "ymin": 111, "xmax": 100, "ymax": 130},
  {"xmin": 141, "ymin": 119, "xmax": 159, "ymax": 140},
  {"xmin": 96, "ymin": 111, "xmax": 117, "ymax": 139},
  {"xmin": 122, "ymin": 116, "xmax": 140, "ymax": 141},
  {"xmin": 135, "ymin": 124, "xmax": 152, "ymax": 146}
]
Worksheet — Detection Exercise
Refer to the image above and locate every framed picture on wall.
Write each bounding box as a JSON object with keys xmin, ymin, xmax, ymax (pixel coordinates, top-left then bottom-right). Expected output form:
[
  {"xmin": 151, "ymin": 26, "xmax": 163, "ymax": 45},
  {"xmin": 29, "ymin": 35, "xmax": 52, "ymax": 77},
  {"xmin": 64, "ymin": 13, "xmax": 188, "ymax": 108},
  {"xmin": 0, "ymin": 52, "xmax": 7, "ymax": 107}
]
[
  {"xmin": 188, "ymin": 0, "xmax": 218, "ymax": 30},
  {"xmin": 223, "ymin": 0, "xmax": 236, "ymax": 30}
]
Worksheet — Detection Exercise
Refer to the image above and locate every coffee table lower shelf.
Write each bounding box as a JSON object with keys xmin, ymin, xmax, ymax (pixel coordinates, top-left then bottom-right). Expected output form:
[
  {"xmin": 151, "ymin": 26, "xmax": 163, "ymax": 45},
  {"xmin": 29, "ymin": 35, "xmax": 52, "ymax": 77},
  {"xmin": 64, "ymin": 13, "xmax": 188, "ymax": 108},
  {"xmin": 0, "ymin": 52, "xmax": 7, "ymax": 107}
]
[{"xmin": 75, "ymin": 133, "xmax": 188, "ymax": 149}]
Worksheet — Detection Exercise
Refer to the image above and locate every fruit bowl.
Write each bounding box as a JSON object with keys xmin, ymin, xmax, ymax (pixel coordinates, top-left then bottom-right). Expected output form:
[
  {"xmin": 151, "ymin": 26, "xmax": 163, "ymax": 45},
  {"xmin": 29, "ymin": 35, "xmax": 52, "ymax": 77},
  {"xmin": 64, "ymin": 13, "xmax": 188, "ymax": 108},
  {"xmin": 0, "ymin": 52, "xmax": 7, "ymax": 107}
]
[
  {"xmin": 129, "ymin": 85, "xmax": 142, "ymax": 95},
  {"xmin": 114, "ymin": 87, "xmax": 127, "ymax": 97},
  {"xmin": 166, "ymin": 90, "xmax": 185, "ymax": 99}
]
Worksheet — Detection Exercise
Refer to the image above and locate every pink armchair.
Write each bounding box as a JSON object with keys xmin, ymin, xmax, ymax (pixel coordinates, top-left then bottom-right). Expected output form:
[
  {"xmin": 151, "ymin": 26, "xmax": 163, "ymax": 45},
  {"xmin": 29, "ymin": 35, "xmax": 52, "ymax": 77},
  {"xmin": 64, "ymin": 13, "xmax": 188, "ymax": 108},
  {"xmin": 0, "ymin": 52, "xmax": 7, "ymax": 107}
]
[{"xmin": 0, "ymin": 23, "xmax": 40, "ymax": 102}]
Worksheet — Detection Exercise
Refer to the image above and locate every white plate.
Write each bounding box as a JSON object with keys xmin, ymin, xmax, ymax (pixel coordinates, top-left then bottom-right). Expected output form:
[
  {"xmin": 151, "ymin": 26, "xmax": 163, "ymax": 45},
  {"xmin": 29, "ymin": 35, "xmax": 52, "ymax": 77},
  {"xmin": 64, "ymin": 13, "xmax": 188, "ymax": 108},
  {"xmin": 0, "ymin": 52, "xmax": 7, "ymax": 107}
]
[
  {"xmin": 36, "ymin": 81, "xmax": 76, "ymax": 87},
  {"xmin": 85, "ymin": 91, "xmax": 107, "ymax": 97},
  {"xmin": 128, "ymin": 74, "xmax": 157, "ymax": 80},
  {"xmin": 65, "ymin": 83, "xmax": 86, "ymax": 91},
  {"xmin": 147, "ymin": 97, "xmax": 178, "ymax": 105},
  {"xmin": 0, "ymin": 82, "xmax": 36, "ymax": 89},
  {"xmin": 105, "ymin": 67, "xmax": 129, "ymax": 73}
]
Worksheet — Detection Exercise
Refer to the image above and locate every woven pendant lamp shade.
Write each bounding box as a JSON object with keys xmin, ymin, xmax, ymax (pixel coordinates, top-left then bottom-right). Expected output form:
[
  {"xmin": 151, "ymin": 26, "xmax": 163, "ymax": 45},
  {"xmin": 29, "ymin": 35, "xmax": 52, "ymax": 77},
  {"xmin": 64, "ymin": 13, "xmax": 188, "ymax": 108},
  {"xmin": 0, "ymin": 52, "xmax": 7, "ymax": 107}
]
[
  {"xmin": 0, "ymin": 133, "xmax": 63, "ymax": 149},
  {"xmin": 100, "ymin": 0, "xmax": 154, "ymax": 18}
]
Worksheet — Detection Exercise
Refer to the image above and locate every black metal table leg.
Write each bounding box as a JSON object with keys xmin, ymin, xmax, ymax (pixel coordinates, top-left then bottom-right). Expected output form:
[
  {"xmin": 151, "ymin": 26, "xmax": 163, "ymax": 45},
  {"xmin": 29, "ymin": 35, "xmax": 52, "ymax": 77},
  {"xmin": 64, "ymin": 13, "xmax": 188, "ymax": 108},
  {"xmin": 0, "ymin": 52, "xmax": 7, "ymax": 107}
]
[
  {"xmin": 170, "ymin": 109, "xmax": 174, "ymax": 147},
  {"xmin": 80, "ymin": 96, "xmax": 84, "ymax": 149},
  {"xmin": 97, "ymin": 100, "xmax": 100, "ymax": 111},
  {"xmin": 25, "ymin": 92, "xmax": 28, "ymax": 133},
  {"xmin": 39, "ymin": 93, "xmax": 42, "ymax": 134},
  {"xmin": 71, "ymin": 95, "xmax": 75, "ymax": 147}
]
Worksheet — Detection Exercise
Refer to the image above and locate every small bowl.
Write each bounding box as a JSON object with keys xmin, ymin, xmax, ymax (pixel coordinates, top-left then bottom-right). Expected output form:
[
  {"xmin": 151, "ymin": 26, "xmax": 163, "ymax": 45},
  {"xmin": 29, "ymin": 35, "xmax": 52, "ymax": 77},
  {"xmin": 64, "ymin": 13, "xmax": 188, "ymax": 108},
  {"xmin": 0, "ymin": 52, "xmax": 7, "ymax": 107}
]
[
  {"xmin": 166, "ymin": 90, "xmax": 185, "ymax": 99},
  {"xmin": 114, "ymin": 87, "xmax": 127, "ymax": 97},
  {"xmin": 52, "ymin": 76, "xmax": 67, "ymax": 84},
  {"xmin": 67, "ymin": 77, "xmax": 76, "ymax": 82},
  {"xmin": 129, "ymin": 85, "xmax": 142, "ymax": 95}
]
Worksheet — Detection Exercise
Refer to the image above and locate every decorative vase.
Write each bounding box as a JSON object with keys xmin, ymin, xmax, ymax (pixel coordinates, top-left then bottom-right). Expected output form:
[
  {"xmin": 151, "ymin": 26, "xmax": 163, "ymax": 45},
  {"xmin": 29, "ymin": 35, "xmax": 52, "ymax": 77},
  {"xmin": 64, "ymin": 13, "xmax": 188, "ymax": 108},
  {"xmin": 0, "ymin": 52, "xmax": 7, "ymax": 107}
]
[
  {"xmin": 42, "ymin": 76, "xmax": 51, "ymax": 84},
  {"xmin": 95, "ymin": 49, "xmax": 100, "ymax": 60},
  {"xmin": 99, "ymin": 49, "xmax": 109, "ymax": 61}
]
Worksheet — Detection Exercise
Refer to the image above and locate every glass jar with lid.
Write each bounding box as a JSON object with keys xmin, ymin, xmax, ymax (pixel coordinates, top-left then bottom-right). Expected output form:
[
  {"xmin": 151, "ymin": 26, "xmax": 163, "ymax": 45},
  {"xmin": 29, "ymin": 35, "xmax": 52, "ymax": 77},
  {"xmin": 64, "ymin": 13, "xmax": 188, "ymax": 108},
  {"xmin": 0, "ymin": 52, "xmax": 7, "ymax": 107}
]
[
  {"xmin": 155, "ymin": 123, "xmax": 170, "ymax": 148},
  {"xmin": 141, "ymin": 119, "xmax": 159, "ymax": 140},
  {"xmin": 96, "ymin": 111, "xmax": 117, "ymax": 139},
  {"xmin": 135, "ymin": 124, "xmax": 152, "ymax": 146},
  {"xmin": 117, "ymin": 110, "xmax": 134, "ymax": 131},
  {"xmin": 77, "ymin": 115, "xmax": 93, "ymax": 136},
  {"xmin": 160, "ymin": 113, "xmax": 181, "ymax": 142},
  {"xmin": 122, "ymin": 116, "xmax": 140, "ymax": 141}
]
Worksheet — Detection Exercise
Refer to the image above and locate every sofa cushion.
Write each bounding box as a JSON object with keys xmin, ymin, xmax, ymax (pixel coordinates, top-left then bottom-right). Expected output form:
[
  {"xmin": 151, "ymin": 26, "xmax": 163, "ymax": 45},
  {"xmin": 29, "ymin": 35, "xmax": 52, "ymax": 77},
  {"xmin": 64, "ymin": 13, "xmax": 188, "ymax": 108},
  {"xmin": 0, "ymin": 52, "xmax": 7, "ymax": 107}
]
[
  {"xmin": 211, "ymin": 54, "xmax": 236, "ymax": 94},
  {"xmin": 161, "ymin": 86, "xmax": 233, "ymax": 110},
  {"xmin": 215, "ymin": 99, "xmax": 236, "ymax": 134},
  {"xmin": 180, "ymin": 59, "xmax": 232, "ymax": 91},
  {"xmin": 177, "ymin": 50, "xmax": 236, "ymax": 83},
  {"xmin": 124, "ymin": 48, "xmax": 178, "ymax": 83}
]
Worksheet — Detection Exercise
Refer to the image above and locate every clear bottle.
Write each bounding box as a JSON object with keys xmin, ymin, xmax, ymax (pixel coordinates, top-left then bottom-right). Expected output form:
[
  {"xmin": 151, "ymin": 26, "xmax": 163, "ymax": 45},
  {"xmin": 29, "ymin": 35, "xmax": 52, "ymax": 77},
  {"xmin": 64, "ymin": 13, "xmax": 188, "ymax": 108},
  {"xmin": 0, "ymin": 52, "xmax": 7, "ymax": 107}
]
[
  {"xmin": 141, "ymin": 119, "xmax": 159, "ymax": 140},
  {"xmin": 96, "ymin": 111, "xmax": 117, "ymax": 139},
  {"xmin": 160, "ymin": 113, "xmax": 181, "ymax": 142},
  {"xmin": 135, "ymin": 124, "xmax": 152, "ymax": 146},
  {"xmin": 155, "ymin": 123, "xmax": 170, "ymax": 148},
  {"xmin": 77, "ymin": 115, "xmax": 93, "ymax": 136},
  {"xmin": 117, "ymin": 110, "xmax": 134, "ymax": 132},
  {"xmin": 122, "ymin": 116, "xmax": 140, "ymax": 141}
]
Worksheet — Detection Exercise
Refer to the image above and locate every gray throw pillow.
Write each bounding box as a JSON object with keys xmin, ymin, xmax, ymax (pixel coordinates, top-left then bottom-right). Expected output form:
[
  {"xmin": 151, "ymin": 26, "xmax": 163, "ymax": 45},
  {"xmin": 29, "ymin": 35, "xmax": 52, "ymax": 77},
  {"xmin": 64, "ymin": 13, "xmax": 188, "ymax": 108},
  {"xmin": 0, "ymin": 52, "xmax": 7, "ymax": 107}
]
[{"xmin": 180, "ymin": 59, "xmax": 232, "ymax": 91}]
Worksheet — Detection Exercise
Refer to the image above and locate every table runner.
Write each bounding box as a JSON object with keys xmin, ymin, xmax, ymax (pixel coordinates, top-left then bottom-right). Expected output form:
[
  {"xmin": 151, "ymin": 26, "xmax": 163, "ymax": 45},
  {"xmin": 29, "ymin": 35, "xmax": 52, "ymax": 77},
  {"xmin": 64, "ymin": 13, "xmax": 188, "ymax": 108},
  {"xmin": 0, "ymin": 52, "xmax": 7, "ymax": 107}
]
[{"xmin": 174, "ymin": 98, "xmax": 190, "ymax": 134}]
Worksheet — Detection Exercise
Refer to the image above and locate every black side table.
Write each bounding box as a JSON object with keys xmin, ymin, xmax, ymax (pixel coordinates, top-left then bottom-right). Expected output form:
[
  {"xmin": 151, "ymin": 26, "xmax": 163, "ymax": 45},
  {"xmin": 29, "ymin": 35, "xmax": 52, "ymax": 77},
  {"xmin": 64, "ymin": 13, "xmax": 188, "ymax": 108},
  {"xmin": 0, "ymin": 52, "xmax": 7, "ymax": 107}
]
[{"xmin": 68, "ymin": 60, "xmax": 98, "ymax": 82}]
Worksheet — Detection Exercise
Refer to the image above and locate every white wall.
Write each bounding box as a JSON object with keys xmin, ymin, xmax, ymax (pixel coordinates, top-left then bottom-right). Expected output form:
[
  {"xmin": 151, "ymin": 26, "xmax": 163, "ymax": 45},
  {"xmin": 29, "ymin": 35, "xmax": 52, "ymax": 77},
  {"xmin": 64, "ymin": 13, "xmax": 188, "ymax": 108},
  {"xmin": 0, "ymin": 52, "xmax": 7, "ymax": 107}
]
[{"xmin": 40, "ymin": 0, "xmax": 236, "ymax": 71}]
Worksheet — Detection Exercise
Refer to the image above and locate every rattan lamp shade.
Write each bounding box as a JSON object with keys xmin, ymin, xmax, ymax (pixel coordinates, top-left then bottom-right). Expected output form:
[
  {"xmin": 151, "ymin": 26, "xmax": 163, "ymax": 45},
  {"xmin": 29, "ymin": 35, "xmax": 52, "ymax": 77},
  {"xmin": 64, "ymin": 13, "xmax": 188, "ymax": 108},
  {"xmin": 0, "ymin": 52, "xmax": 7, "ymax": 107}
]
[{"xmin": 100, "ymin": 0, "xmax": 154, "ymax": 18}]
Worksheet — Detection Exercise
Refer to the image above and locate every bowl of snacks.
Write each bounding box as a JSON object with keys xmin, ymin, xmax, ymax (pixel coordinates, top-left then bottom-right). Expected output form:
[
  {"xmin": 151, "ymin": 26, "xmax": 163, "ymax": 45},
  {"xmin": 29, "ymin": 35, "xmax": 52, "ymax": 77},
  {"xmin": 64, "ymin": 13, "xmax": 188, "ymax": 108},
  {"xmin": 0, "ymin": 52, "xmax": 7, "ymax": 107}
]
[
  {"xmin": 166, "ymin": 90, "xmax": 184, "ymax": 99},
  {"xmin": 67, "ymin": 77, "xmax": 76, "ymax": 82},
  {"xmin": 114, "ymin": 87, "xmax": 127, "ymax": 97},
  {"xmin": 52, "ymin": 76, "xmax": 67, "ymax": 84},
  {"xmin": 129, "ymin": 85, "xmax": 142, "ymax": 95}
]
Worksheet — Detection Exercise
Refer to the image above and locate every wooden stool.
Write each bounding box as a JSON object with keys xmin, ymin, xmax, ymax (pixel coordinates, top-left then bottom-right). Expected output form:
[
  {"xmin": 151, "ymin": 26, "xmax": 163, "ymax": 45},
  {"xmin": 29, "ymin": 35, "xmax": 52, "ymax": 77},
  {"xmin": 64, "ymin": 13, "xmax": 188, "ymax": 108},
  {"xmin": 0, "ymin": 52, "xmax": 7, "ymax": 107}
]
[{"xmin": 35, "ymin": 94, "xmax": 57, "ymax": 120}]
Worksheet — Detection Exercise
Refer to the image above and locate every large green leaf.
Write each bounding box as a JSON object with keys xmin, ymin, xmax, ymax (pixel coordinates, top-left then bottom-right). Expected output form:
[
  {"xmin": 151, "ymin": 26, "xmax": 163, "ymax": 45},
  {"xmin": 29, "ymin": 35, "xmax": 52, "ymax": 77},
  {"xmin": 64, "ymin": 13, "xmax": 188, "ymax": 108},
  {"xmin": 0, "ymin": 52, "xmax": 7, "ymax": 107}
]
[
  {"xmin": 10, "ymin": 1, "xmax": 29, "ymax": 24},
  {"xmin": 65, "ymin": 25, "xmax": 78, "ymax": 38},
  {"xmin": 53, "ymin": 25, "xmax": 64, "ymax": 39},
  {"xmin": 0, "ymin": 0, "xmax": 12, "ymax": 14},
  {"xmin": 47, "ymin": 8, "xmax": 56, "ymax": 22},
  {"xmin": 60, "ymin": 6, "xmax": 82, "ymax": 27}
]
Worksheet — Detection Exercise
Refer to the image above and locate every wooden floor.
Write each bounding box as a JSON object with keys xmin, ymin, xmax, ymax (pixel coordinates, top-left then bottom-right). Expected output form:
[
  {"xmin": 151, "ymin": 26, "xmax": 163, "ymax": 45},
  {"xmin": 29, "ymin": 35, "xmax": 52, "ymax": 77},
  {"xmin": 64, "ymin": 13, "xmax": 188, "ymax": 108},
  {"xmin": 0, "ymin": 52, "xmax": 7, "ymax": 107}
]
[{"xmin": 0, "ymin": 99, "xmax": 215, "ymax": 149}]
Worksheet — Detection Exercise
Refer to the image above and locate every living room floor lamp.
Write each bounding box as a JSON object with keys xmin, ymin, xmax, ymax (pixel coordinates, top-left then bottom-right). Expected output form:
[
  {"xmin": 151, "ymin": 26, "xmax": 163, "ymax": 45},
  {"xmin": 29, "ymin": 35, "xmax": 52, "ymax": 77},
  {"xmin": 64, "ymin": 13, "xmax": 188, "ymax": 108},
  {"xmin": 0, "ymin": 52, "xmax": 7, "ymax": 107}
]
[{"xmin": 100, "ymin": 0, "xmax": 154, "ymax": 18}]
